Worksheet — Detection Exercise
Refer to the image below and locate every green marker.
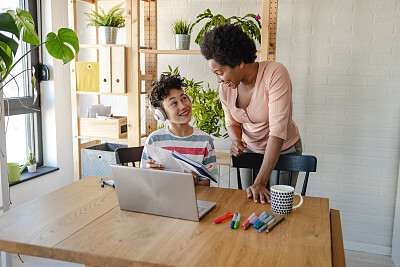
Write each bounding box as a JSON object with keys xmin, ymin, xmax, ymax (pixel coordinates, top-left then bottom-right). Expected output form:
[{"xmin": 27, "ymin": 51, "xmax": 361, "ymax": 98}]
[{"xmin": 234, "ymin": 213, "xmax": 241, "ymax": 229}]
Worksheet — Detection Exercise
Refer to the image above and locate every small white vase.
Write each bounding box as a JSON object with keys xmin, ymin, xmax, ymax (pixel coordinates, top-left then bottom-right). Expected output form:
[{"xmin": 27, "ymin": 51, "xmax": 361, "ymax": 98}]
[
  {"xmin": 98, "ymin": 26, "xmax": 118, "ymax": 44},
  {"xmin": 27, "ymin": 163, "xmax": 37, "ymax": 173}
]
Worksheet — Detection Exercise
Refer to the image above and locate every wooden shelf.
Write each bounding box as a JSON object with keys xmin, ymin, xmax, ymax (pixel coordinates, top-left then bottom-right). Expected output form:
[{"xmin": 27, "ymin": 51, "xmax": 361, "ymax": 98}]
[
  {"xmin": 139, "ymin": 49, "xmax": 201, "ymax": 55},
  {"xmin": 76, "ymin": 91, "xmax": 127, "ymax": 96},
  {"xmin": 139, "ymin": 49, "xmax": 261, "ymax": 55},
  {"xmin": 78, "ymin": 136, "xmax": 128, "ymax": 142},
  {"xmin": 80, "ymin": 44, "xmax": 126, "ymax": 49}
]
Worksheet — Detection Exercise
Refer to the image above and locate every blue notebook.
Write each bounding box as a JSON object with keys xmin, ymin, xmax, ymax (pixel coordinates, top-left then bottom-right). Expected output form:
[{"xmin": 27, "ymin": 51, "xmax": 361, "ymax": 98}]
[{"xmin": 172, "ymin": 151, "xmax": 218, "ymax": 183}]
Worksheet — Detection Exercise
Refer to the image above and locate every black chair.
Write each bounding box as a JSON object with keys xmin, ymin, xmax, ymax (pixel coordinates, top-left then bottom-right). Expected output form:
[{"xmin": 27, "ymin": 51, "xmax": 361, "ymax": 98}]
[
  {"xmin": 115, "ymin": 146, "xmax": 144, "ymax": 166},
  {"xmin": 231, "ymin": 153, "xmax": 317, "ymax": 196}
]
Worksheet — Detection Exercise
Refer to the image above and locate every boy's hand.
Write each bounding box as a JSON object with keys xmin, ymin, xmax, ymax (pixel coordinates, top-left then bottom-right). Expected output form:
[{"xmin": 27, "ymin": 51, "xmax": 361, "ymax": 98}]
[{"xmin": 146, "ymin": 159, "xmax": 164, "ymax": 170}]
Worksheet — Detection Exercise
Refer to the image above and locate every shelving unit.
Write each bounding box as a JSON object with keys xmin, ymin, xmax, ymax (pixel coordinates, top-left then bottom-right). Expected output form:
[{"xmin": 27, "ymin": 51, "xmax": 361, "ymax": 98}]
[{"xmin": 68, "ymin": 0, "xmax": 278, "ymax": 180}]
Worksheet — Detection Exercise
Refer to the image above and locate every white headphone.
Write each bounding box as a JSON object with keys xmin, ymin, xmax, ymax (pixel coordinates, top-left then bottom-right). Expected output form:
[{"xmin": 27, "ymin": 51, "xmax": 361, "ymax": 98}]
[
  {"xmin": 148, "ymin": 94, "xmax": 192, "ymax": 122},
  {"xmin": 148, "ymin": 98, "xmax": 168, "ymax": 122}
]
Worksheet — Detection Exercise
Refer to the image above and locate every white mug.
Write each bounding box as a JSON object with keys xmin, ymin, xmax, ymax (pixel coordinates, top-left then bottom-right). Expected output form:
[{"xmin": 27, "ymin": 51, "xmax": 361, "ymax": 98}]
[{"xmin": 270, "ymin": 185, "xmax": 303, "ymax": 215}]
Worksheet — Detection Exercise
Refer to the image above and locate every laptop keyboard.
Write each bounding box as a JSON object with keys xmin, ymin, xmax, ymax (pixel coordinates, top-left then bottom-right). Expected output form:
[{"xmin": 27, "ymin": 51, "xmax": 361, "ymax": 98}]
[{"xmin": 198, "ymin": 207, "xmax": 205, "ymax": 213}]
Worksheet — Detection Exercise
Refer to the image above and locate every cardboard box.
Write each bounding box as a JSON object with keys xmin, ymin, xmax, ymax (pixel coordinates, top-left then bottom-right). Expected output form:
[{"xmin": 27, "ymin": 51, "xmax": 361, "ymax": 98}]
[{"xmin": 79, "ymin": 116, "xmax": 127, "ymax": 139}]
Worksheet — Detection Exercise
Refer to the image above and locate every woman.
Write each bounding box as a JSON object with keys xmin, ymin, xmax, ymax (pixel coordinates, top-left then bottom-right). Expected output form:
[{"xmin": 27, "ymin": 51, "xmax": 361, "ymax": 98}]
[{"xmin": 200, "ymin": 24, "xmax": 302, "ymax": 204}]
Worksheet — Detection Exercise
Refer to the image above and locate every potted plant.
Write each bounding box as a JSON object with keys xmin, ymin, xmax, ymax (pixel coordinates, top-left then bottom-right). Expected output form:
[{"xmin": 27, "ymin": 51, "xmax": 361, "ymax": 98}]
[
  {"xmin": 189, "ymin": 9, "xmax": 262, "ymax": 45},
  {"xmin": 171, "ymin": 19, "xmax": 192, "ymax": 50},
  {"xmin": 27, "ymin": 152, "xmax": 37, "ymax": 173},
  {"xmin": 163, "ymin": 66, "xmax": 228, "ymax": 138},
  {"xmin": 85, "ymin": 3, "xmax": 125, "ymax": 44},
  {"xmin": 0, "ymin": 9, "xmax": 79, "ymax": 92}
]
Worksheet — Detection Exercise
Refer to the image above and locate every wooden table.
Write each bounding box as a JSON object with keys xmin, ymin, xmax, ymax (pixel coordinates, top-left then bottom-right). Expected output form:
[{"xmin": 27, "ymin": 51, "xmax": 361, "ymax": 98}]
[{"xmin": 0, "ymin": 176, "xmax": 339, "ymax": 266}]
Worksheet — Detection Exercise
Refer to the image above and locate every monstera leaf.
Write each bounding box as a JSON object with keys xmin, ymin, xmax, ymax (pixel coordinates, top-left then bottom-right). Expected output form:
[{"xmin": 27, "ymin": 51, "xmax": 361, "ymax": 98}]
[
  {"xmin": 45, "ymin": 28, "xmax": 79, "ymax": 64},
  {"xmin": 0, "ymin": 9, "xmax": 79, "ymax": 89}
]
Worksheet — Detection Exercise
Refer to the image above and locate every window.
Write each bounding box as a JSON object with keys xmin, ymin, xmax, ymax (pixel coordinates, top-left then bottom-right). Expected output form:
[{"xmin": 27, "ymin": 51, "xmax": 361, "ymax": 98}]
[{"xmin": 1, "ymin": 0, "xmax": 43, "ymax": 167}]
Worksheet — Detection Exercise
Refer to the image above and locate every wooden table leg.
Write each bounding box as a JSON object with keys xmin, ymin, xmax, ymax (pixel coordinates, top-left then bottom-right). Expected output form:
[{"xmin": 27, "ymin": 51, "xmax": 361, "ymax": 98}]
[{"xmin": 330, "ymin": 209, "xmax": 346, "ymax": 267}]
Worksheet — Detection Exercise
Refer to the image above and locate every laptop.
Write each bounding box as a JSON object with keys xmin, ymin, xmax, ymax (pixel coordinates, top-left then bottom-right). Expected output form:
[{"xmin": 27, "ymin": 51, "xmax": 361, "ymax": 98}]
[{"xmin": 110, "ymin": 165, "xmax": 216, "ymax": 221}]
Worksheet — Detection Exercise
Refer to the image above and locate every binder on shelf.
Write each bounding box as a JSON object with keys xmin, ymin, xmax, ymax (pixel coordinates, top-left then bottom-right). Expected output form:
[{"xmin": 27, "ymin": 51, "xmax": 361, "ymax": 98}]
[
  {"xmin": 111, "ymin": 46, "xmax": 126, "ymax": 94},
  {"xmin": 76, "ymin": 62, "xmax": 99, "ymax": 92},
  {"xmin": 99, "ymin": 47, "xmax": 111, "ymax": 93}
]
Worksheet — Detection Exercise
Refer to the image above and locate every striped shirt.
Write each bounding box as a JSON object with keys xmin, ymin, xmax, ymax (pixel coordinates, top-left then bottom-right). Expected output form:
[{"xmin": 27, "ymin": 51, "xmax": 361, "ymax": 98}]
[{"xmin": 140, "ymin": 127, "xmax": 218, "ymax": 177}]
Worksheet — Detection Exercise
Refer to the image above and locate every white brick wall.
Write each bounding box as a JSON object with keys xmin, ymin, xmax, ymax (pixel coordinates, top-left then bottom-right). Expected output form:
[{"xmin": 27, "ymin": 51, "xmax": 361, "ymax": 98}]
[{"xmin": 155, "ymin": 0, "xmax": 400, "ymax": 255}]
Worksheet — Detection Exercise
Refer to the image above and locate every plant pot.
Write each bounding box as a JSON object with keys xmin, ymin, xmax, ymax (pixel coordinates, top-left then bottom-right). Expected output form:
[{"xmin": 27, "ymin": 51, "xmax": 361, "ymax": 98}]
[
  {"xmin": 175, "ymin": 34, "xmax": 190, "ymax": 50},
  {"xmin": 98, "ymin": 26, "xmax": 118, "ymax": 44},
  {"xmin": 27, "ymin": 163, "xmax": 37, "ymax": 173}
]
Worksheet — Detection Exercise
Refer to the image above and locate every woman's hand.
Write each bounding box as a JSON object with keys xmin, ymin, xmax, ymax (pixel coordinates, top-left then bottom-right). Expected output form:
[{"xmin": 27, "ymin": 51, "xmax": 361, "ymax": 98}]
[
  {"xmin": 145, "ymin": 159, "xmax": 164, "ymax": 170},
  {"xmin": 230, "ymin": 140, "xmax": 247, "ymax": 156},
  {"xmin": 246, "ymin": 182, "xmax": 271, "ymax": 204}
]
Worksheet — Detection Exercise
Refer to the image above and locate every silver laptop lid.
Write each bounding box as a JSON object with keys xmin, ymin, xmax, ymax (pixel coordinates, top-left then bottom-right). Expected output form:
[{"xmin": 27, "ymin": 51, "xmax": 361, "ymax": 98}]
[{"xmin": 111, "ymin": 165, "xmax": 201, "ymax": 221}]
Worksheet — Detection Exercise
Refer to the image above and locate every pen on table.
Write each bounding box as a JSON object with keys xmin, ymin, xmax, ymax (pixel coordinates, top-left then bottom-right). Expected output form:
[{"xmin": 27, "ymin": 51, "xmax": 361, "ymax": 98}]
[
  {"xmin": 254, "ymin": 213, "xmax": 269, "ymax": 228},
  {"xmin": 100, "ymin": 178, "xmax": 104, "ymax": 187},
  {"xmin": 266, "ymin": 217, "xmax": 285, "ymax": 233},
  {"xmin": 252, "ymin": 211, "xmax": 267, "ymax": 226},
  {"xmin": 234, "ymin": 213, "xmax": 241, "ymax": 229},
  {"xmin": 102, "ymin": 179, "xmax": 115, "ymax": 188},
  {"xmin": 242, "ymin": 213, "xmax": 256, "ymax": 229},
  {"xmin": 214, "ymin": 212, "xmax": 234, "ymax": 224},
  {"xmin": 258, "ymin": 215, "xmax": 274, "ymax": 229},
  {"xmin": 255, "ymin": 214, "xmax": 270, "ymax": 229},
  {"xmin": 230, "ymin": 213, "xmax": 238, "ymax": 229}
]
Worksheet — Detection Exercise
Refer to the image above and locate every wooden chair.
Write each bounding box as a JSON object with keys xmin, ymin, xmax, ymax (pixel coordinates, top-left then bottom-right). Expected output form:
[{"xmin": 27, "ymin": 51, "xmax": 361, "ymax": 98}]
[
  {"xmin": 231, "ymin": 153, "xmax": 317, "ymax": 195},
  {"xmin": 115, "ymin": 146, "xmax": 144, "ymax": 166}
]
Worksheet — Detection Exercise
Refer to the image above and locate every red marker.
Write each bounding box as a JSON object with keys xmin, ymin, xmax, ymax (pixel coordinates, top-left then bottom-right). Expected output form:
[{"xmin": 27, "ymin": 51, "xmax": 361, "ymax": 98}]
[
  {"xmin": 242, "ymin": 213, "xmax": 256, "ymax": 229},
  {"xmin": 214, "ymin": 212, "xmax": 234, "ymax": 224}
]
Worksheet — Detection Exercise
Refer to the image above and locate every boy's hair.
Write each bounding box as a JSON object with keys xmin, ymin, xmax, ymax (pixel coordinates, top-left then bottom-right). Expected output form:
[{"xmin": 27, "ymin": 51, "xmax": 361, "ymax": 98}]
[
  {"xmin": 200, "ymin": 24, "xmax": 257, "ymax": 68},
  {"xmin": 148, "ymin": 73, "xmax": 187, "ymax": 109}
]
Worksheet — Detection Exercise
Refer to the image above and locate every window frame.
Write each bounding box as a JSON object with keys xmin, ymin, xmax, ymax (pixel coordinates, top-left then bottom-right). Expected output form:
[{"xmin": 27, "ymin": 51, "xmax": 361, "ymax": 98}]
[{"xmin": 3, "ymin": 0, "xmax": 43, "ymax": 167}]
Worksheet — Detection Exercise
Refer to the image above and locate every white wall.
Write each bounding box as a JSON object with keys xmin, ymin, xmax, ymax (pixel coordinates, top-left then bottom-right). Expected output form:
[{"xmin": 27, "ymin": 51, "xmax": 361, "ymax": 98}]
[
  {"xmin": 155, "ymin": 0, "xmax": 400, "ymax": 255},
  {"xmin": 9, "ymin": 0, "xmax": 74, "ymax": 206}
]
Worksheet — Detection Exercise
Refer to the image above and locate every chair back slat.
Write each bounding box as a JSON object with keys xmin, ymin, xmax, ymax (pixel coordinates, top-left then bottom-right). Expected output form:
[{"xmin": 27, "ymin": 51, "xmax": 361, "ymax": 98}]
[
  {"xmin": 231, "ymin": 153, "xmax": 317, "ymax": 195},
  {"xmin": 115, "ymin": 146, "xmax": 144, "ymax": 166},
  {"xmin": 274, "ymin": 155, "xmax": 317, "ymax": 172}
]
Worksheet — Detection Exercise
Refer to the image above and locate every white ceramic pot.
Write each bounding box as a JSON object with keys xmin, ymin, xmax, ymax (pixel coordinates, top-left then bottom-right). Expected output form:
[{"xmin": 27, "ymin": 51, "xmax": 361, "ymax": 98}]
[
  {"xmin": 175, "ymin": 34, "xmax": 190, "ymax": 50},
  {"xmin": 27, "ymin": 163, "xmax": 37, "ymax": 173},
  {"xmin": 98, "ymin": 26, "xmax": 118, "ymax": 44}
]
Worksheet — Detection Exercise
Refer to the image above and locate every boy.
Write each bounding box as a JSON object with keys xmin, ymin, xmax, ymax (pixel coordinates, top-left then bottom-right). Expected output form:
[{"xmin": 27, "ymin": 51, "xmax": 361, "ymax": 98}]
[{"xmin": 141, "ymin": 73, "xmax": 217, "ymax": 186}]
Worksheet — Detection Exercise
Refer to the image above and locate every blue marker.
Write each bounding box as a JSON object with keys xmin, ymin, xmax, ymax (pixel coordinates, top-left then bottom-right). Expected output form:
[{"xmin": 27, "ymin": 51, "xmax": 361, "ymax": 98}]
[
  {"xmin": 230, "ymin": 213, "xmax": 238, "ymax": 229},
  {"xmin": 253, "ymin": 211, "xmax": 268, "ymax": 227},
  {"xmin": 258, "ymin": 223, "xmax": 269, "ymax": 233},
  {"xmin": 255, "ymin": 214, "xmax": 270, "ymax": 229},
  {"xmin": 257, "ymin": 215, "xmax": 274, "ymax": 229}
]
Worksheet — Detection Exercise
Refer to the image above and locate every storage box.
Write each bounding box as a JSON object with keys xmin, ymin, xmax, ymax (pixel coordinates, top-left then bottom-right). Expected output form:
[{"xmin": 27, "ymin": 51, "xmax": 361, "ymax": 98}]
[
  {"xmin": 79, "ymin": 116, "xmax": 127, "ymax": 139},
  {"xmin": 81, "ymin": 143, "xmax": 127, "ymax": 178}
]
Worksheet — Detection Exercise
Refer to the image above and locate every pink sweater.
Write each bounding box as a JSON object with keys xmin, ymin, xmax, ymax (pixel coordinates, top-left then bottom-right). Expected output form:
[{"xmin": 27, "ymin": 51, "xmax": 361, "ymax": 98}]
[{"xmin": 219, "ymin": 61, "xmax": 299, "ymax": 154}]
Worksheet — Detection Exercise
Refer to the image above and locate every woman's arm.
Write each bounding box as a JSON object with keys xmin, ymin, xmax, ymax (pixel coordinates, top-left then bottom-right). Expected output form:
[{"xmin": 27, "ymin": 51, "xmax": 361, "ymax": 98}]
[{"xmin": 246, "ymin": 135, "xmax": 284, "ymax": 204}]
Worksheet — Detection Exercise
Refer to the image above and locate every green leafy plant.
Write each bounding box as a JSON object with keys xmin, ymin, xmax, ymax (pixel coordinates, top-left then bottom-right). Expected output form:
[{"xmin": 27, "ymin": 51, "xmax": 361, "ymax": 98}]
[
  {"xmin": 27, "ymin": 151, "xmax": 36, "ymax": 165},
  {"xmin": 189, "ymin": 9, "xmax": 262, "ymax": 45},
  {"xmin": 163, "ymin": 66, "xmax": 228, "ymax": 138},
  {"xmin": 85, "ymin": 3, "xmax": 125, "ymax": 28},
  {"xmin": 0, "ymin": 8, "xmax": 79, "ymax": 95},
  {"xmin": 171, "ymin": 19, "xmax": 192, "ymax": 34}
]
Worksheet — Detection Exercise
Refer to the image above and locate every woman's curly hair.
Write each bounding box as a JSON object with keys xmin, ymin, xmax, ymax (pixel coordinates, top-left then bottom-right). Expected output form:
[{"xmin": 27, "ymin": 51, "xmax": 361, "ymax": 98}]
[
  {"xmin": 148, "ymin": 73, "xmax": 187, "ymax": 108},
  {"xmin": 200, "ymin": 24, "xmax": 257, "ymax": 68}
]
